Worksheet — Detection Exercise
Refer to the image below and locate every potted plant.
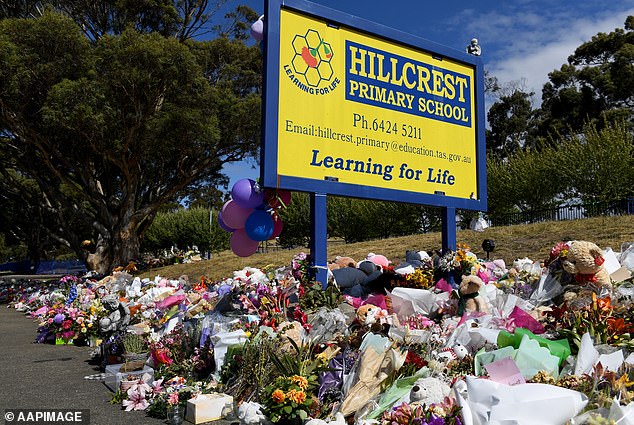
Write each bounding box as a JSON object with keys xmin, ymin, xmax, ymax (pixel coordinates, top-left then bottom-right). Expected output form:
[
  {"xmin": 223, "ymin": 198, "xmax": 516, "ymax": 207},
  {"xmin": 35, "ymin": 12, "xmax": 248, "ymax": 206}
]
[{"xmin": 121, "ymin": 332, "xmax": 148, "ymax": 372}]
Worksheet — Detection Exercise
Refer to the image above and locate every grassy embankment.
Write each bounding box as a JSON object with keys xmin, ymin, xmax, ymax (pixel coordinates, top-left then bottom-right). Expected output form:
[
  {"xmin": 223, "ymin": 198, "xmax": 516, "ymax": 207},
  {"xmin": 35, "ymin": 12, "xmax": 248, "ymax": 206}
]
[{"xmin": 140, "ymin": 215, "xmax": 634, "ymax": 281}]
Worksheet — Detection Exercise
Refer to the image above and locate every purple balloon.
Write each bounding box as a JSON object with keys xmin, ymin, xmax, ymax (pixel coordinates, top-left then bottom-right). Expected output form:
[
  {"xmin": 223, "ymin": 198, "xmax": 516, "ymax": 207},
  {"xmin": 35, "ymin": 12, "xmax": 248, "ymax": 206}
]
[
  {"xmin": 231, "ymin": 179, "xmax": 265, "ymax": 209},
  {"xmin": 221, "ymin": 200, "xmax": 253, "ymax": 229},
  {"xmin": 230, "ymin": 229, "xmax": 260, "ymax": 257},
  {"xmin": 217, "ymin": 211, "xmax": 235, "ymax": 233}
]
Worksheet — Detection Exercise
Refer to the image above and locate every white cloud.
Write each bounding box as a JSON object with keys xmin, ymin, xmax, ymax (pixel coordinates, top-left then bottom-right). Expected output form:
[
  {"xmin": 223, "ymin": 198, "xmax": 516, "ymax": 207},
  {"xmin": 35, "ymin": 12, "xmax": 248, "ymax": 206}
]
[{"xmin": 482, "ymin": 8, "xmax": 634, "ymax": 101}]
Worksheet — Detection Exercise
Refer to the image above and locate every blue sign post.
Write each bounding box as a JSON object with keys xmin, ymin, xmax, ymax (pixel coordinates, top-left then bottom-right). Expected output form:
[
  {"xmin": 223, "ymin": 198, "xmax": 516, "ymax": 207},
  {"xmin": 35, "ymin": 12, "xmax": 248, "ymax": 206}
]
[{"xmin": 262, "ymin": 0, "xmax": 486, "ymax": 284}]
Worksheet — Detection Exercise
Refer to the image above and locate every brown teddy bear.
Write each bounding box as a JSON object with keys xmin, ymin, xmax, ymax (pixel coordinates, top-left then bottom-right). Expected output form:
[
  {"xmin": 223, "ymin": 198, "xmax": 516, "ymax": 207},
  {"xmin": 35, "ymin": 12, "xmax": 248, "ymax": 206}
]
[
  {"xmin": 561, "ymin": 240, "xmax": 611, "ymax": 289},
  {"xmin": 327, "ymin": 256, "xmax": 357, "ymax": 271},
  {"xmin": 458, "ymin": 274, "xmax": 489, "ymax": 315}
]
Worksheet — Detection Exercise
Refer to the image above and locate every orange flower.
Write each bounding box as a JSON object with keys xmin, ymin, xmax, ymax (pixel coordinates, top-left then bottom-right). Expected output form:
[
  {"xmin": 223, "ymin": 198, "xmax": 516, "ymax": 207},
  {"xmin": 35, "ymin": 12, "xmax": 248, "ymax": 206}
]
[
  {"xmin": 592, "ymin": 293, "xmax": 612, "ymax": 313},
  {"xmin": 290, "ymin": 375, "xmax": 308, "ymax": 390},
  {"xmin": 271, "ymin": 389, "xmax": 285, "ymax": 403},
  {"xmin": 286, "ymin": 389, "xmax": 306, "ymax": 404},
  {"xmin": 607, "ymin": 317, "xmax": 628, "ymax": 334}
]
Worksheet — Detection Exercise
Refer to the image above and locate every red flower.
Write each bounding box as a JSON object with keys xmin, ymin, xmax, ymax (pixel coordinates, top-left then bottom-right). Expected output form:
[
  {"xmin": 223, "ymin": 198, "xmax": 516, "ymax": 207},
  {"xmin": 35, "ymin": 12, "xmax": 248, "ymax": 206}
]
[
  {"xmin": 62, "ymin": 320, "xmax": 73, "ymax": 330},
  {"xmin": 405, "ymin": 350, "xmax": 427, "ymax": 369}
]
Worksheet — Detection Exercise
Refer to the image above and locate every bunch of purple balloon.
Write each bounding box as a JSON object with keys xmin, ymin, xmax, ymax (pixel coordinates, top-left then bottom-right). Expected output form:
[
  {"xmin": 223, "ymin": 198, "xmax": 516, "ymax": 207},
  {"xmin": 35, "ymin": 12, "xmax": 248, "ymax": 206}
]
[{"xmin": 218, "ymin": 179, "xmax": 291, "ymax": 257}]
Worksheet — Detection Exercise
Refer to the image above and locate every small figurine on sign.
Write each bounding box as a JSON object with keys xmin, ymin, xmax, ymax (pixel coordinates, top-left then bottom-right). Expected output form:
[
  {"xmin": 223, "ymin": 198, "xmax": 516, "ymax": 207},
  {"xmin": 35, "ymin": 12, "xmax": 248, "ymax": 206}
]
[{"xmin": 466, "ymin": 38, "xmax": 481, "ymax": 56}]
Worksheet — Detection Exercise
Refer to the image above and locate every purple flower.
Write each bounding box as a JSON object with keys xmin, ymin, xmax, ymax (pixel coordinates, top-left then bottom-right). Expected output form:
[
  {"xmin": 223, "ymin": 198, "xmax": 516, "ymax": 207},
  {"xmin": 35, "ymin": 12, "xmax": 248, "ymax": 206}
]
[
  {"xmin": 217, "ymin": 284, "xmax": 232, "ymax": 297},
  {"xmin": 428, "ymin": 416, "xmax": 445, "ymax": 425},
  {"xmin": 53, "ymin": 313, "xmax": 65, "ymax": 324}
]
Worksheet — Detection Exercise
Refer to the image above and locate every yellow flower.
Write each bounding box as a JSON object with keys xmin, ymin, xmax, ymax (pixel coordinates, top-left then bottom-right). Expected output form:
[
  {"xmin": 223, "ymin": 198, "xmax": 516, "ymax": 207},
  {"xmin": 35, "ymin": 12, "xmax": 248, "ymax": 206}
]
[
  {"xmin": 286, "ymin": 389, "xmax": 306, "ymax": 404},
  {"xmin": 271, "ymin": 389, "xmax": 285, "ymax": 403},
  {"xmin": 290, "ymin": 375, "xmax": 308, "ymax": 390},
  {"xmin": 244, "ymin": 331, "xmax": 252, "ymax": 338}
]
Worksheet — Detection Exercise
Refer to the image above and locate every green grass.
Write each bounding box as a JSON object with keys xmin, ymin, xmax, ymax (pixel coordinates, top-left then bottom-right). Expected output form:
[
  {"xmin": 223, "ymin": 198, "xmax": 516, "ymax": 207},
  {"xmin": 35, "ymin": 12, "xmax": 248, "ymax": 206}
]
[{"xmin": 140, "ymin": 215, "xmax": 634, "ymax": 281}]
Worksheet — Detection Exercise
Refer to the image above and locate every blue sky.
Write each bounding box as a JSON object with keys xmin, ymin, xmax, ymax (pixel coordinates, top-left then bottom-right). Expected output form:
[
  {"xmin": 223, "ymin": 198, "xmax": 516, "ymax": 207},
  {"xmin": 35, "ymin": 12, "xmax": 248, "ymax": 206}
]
[{"xmin": 219, "ymin": 0, "xmax": 634, "ymax": 189}]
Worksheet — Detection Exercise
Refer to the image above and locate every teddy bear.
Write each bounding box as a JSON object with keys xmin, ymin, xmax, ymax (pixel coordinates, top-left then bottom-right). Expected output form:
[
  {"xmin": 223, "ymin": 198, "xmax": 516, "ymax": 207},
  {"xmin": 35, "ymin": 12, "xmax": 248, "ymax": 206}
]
[
  {"xmin": 560, "ymin": 240, "xmax": 611, "ymax": 289},
  {"xmin": 409, "ymin": 377, "xmax": 451, "ymax": 405},
  {"xmin": 356, "ymin": 304, "xmax": 384, "ymax": 325},
  {"xmin": 327, "ymin": 256, "xmax": 357, "ymax": 271},
  {"xmin": 458, "ymin": 274, "xmax": 489, "ymax": 315}
]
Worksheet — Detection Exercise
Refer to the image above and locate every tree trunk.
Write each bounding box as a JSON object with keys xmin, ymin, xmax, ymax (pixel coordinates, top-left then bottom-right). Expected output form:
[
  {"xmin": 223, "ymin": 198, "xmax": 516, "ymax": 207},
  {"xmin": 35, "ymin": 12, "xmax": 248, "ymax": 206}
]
[{"xmin": 85, "ymin": 219, "xmax": 141, "ymax": 274}]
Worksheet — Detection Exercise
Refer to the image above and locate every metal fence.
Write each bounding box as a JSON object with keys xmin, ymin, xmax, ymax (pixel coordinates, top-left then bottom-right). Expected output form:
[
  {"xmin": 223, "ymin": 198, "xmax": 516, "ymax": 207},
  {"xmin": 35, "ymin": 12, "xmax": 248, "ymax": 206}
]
[{"xmin": 489, "ymin": 198, "xmax": 634, "ymax": 227}]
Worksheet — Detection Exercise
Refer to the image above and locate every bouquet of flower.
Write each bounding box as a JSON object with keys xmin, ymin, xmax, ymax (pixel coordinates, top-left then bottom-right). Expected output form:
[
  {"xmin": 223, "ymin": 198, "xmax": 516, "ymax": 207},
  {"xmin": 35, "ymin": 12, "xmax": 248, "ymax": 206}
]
[
  {"xmin": 403, "ymin": 268, "xmax": 435, "ymax": 290},
  {"xmin": 262, "ymin": 375, "xmax": 314, "ymax": 423},
  {"xmin": 35, "ymin": 302, "xmax": 89, "ymax": 343},
  {"xmin": 380, "ymin": 399, "xmax": 462, "ymax": 425}
]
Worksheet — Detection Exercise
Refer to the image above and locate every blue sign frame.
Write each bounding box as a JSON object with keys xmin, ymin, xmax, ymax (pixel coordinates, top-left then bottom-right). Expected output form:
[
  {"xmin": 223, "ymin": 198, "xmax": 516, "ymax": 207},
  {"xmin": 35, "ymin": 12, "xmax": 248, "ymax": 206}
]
[{"xmin": 262, "ymin": 0, "xmax": 487, "ymax": 212}]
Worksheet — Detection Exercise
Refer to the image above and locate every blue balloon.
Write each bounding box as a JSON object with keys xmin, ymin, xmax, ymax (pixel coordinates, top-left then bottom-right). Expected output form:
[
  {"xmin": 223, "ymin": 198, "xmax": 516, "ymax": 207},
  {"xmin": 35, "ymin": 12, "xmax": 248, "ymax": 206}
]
[{"xmin": 245, "ymin": 210, "xmax": 274, "ymax": 241}]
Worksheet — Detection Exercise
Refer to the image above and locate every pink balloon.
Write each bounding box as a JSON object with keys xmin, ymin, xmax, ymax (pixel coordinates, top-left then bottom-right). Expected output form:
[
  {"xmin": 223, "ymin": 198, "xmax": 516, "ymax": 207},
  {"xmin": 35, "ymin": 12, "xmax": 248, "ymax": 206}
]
[
  {"xmin": 230, "ymin": 229, "xmax": 260, "ymax": 257},
  {"xmin": 269, "ymin": 217, "xmax": 283, "ymax": 239},
  {"xmin": 221, "ymin": 200, "xmax": 253, "ymax": 229},
  {"xmin": 217, "ymin": 211, "xmax": 235, "ymax": 233}
]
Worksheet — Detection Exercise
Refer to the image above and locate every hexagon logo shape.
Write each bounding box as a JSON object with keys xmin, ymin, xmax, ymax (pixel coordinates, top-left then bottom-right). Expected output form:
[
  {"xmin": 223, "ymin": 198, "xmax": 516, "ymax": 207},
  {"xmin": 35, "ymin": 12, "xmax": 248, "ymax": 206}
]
[{"xmin": 290, "ymin": 29, "xmax": 334, "ymax": 88}]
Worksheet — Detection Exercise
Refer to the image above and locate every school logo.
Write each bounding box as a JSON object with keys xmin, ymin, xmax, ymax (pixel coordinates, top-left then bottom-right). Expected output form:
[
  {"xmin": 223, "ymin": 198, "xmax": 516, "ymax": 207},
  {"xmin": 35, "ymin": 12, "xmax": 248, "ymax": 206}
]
[{"xmin": 284, "ymin": 29, "xmax": 340, "ymax": 95}]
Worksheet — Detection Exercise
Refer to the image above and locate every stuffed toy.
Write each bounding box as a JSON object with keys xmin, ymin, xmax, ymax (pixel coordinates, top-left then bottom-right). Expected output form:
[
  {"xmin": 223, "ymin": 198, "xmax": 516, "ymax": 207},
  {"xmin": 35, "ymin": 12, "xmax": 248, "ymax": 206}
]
[
  {"xmin": 409, "ymin": 377, "xmax": 451, "ymax": 405},
  {"xmin": 355, "ymin": 304, "xmax": 382, "ymax": 325},
  {"xmin": 328, "ymin": 256, "xmax": 357, "ymax": 271},
  {"xmin": 332, "ymin": 260, "xmax": 383, "ymax": 297},
  {"xmin": 237, "ymin": 401, "xmax": 269, "ymax": 425},
  {"xmin": 367, "ymin": 252, "xmax": 390, "ymax": 267},
  {"xmin": 458, "ymin": 275, "xmax": 489, "ymax": 315},
  {"xmin": 561, "ymin": 240, "xmax": 611, "ymax": 289},
  {"xmin": 394, "ymin": 250, "xmax": 431, "ymax": 275},
  {"xmin": 434, "ymin": 343, "xmax": 469, "ymax": 363}
]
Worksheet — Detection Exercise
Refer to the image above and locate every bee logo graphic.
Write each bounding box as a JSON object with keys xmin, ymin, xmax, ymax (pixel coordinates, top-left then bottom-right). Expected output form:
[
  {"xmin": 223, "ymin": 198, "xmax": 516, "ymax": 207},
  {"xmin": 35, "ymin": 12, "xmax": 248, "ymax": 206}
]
[{"xmin": 291, "ymin": 29, "xmax": 334, "ymax": 87}]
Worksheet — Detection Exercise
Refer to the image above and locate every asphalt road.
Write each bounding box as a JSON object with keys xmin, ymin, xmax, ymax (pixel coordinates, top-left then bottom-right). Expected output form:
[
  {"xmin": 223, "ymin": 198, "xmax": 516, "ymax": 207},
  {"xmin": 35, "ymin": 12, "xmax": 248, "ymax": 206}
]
[{"xmin": 0, "ymin": 306, "xmax": 169, "ymax": 425}]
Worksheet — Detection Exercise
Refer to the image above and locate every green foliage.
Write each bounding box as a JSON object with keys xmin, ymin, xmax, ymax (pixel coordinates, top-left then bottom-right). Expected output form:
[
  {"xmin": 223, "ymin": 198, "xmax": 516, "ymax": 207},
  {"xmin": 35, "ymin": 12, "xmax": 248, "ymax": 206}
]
[
  {"xmin": 278, "ymin": 192, "xmax": 311, "ymax": 248},
  {"xmin": 122, "ymin": 333, "xmax": 147, "ymax": 354},
  {"xmin": 299, "ymin": 281, "xmax": 342, "ymax": 313},
  {"xmin": 486, "ymin": 144, "xmax": 566, "ymax": 215},
  {"xmin": 534, "ymin": 16, "xmax": 634, "ymax": 140},
  {"xmin": 0, "ymin": 5, "xmax": 261, "ymax": 271},
  {"xmin": 486, "ymin": 90, "xmax": 534, "ymax": 158},
  {"xmin": 556, "ymin": 121, "xmax": 634, "ymax": 204},
  {"xmin": 327, "ymin": 197, "xmax": 425, "ymax": 243},
  {"xmin": 0, "ymin": 233, "xmax": 27, "ymax": 263},
  {"xmin": 220, "ymin": 334, "xmax": 278, "ymax": 402},
  {"xmin": 142, "ymin": 207, "xmax": 230, "ymax": 254}
]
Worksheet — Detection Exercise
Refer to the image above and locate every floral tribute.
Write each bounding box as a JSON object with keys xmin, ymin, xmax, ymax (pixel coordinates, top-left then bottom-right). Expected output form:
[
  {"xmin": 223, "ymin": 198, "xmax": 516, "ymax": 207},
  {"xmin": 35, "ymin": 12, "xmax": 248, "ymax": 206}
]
[{"xmin": 6, "ymin": 237, "xmax": 634, "ymax": 425}]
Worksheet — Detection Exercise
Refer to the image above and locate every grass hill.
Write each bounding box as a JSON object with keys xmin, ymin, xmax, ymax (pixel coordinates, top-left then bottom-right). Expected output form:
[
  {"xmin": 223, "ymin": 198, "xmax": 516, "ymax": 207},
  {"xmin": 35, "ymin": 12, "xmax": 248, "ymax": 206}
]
[{"xmin": 140, "ymin": 215, "xmax": 634, "ymax": 281}]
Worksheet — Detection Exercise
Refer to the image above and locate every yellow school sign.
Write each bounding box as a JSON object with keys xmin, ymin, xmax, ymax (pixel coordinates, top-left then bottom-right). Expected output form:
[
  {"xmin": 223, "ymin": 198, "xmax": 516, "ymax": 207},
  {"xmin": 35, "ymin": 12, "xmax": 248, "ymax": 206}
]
[{"xmin": 263, "ymin": 0, "xmax": 486, "ymax": 210}]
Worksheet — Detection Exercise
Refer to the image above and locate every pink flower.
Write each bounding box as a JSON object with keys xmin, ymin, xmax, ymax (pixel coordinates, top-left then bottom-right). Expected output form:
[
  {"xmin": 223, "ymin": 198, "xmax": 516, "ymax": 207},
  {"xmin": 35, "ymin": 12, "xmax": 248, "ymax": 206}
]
[
  {"xmin": 128, "ymin": 379, "xmax": 151, "ymax": 398},
  {"xmin": 122, "ymin": 389, "xmax": 148, "ymax": 411},
  {"xmin": 167, "ymin": 392, "xmax": 179, "ymax": 406},
  {"xmin": 150, "ymin": 378, "xmax": 164, "ymax": 394}
]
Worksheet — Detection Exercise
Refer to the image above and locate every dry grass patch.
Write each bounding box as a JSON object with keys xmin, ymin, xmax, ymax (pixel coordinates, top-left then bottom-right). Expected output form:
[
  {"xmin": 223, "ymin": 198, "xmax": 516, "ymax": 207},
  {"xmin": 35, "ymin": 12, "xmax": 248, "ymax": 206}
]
[{"xmin": 140, "ymin": 215, "xmax": 634, "ymax": 281}]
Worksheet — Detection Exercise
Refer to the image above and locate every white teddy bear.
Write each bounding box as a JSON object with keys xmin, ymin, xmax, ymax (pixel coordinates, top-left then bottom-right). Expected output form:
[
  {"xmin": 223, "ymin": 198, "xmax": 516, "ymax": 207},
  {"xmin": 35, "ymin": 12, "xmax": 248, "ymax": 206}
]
[{"xmin": 409, "ymin": 377, "xmax": 451, "ymax": 406}]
